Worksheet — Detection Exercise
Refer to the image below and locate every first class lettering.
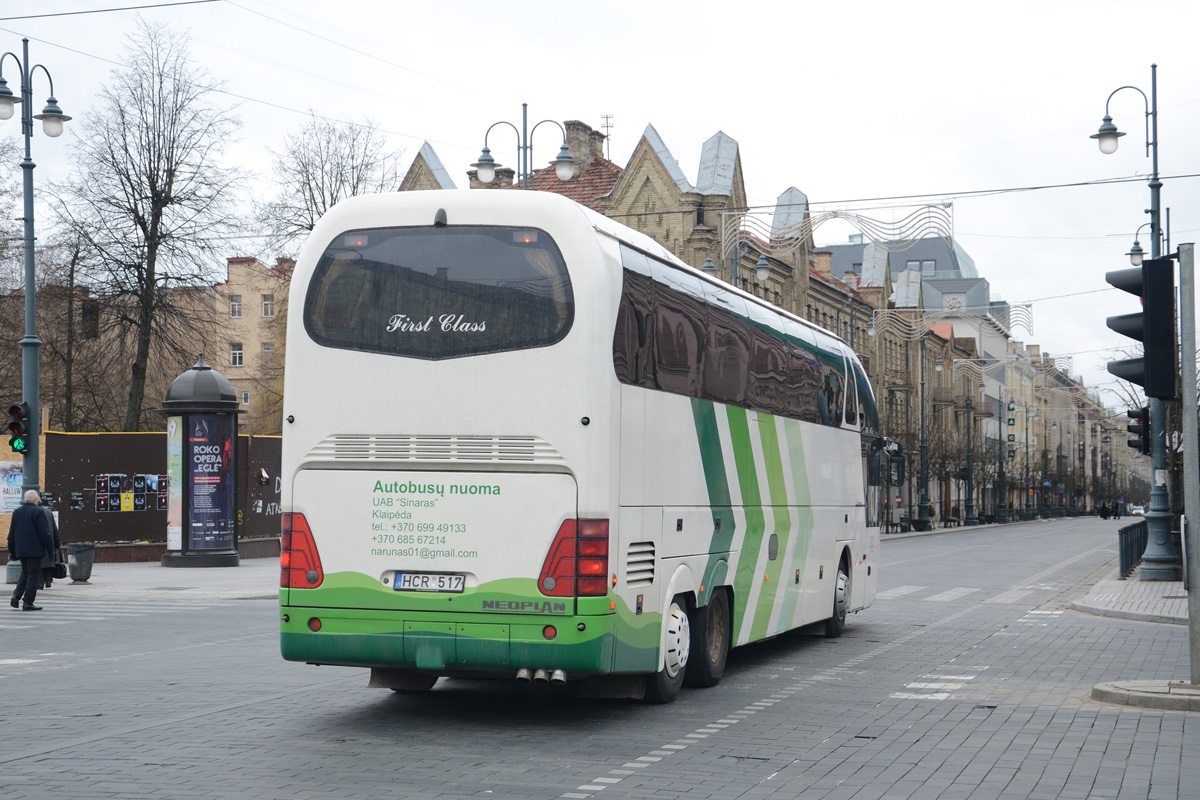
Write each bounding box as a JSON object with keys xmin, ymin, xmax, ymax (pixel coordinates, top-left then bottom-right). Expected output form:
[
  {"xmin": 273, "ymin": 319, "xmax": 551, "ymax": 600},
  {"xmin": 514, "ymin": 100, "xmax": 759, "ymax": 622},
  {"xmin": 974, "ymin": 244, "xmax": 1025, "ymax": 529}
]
[{"xmin": 386, "ymin": 314, "xmax": 486, "ymax": 333}]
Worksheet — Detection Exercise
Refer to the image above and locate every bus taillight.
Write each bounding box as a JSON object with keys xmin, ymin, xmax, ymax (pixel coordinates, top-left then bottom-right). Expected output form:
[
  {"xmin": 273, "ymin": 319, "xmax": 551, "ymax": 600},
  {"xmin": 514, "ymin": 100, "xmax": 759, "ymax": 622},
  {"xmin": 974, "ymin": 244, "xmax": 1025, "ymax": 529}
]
[
  {"xmin": 538, "ymin": 518, "xmax": 610, "ymax": 598},
  {"xmin": 538, "ymin": 520, "xmax": 576, "ymax": 596},
  {"xmin": 281, "ymin": 512, "xmax": 324, "ymax": 589},
  {"xmin": 576, "ymin": 519, "xmax": 609, "ymax": 596}
]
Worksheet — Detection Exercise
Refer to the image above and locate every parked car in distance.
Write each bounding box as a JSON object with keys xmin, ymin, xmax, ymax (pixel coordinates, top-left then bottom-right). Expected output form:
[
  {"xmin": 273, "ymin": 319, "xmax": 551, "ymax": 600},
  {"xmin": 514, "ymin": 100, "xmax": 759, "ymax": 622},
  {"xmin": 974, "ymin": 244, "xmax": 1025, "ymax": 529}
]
[{"xmin": 1130, "ymin": 504, "xmax": 1145, "ymax": 516}]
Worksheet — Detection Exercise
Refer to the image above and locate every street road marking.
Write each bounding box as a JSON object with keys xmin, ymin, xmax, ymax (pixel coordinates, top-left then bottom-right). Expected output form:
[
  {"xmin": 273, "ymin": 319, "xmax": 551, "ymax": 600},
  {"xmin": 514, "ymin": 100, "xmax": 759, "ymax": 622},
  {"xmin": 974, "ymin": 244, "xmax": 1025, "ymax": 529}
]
[
  {"xmin": 876, "ymin": 585, "xmax": 926, "ymax": 599},
  {"xmin": 925, "ymin": 587, "xmax": 980, "ymax": 602},
  {"xmin": 560, "ymin": 603, "xmax": 983, "ymax": 799},
  {"xmin": 0, "ymin": 658, "xmax": 41, "ymax": 665},
  {"xmin": 985, "ymin": 588, "xmax": 1034, "ymax": 604}
]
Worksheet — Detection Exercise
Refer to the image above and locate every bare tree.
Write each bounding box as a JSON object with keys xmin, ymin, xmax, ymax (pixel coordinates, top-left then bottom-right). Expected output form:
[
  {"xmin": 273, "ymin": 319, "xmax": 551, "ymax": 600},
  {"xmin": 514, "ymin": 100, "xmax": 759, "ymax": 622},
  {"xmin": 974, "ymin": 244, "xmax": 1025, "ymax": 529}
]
[
  {"xmin": 256, "ymin": 112, "xmax": 404, "ymax": 255},
  {"xmin": 0, "ymin": 137, "xmax": 22, "ymax": 290},
  {"xmin": 49, "ymin": 22, "xmax": 241, "ymax": 431}
]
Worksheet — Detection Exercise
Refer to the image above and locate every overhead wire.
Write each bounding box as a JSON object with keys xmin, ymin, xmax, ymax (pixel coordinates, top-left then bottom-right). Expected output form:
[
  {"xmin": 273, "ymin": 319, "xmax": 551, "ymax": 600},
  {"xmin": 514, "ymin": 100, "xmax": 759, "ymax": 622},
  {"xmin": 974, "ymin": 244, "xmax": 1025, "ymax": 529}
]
[{"xmin": 0, "ymin": 0, "xmax": 220, "ymax": 21}]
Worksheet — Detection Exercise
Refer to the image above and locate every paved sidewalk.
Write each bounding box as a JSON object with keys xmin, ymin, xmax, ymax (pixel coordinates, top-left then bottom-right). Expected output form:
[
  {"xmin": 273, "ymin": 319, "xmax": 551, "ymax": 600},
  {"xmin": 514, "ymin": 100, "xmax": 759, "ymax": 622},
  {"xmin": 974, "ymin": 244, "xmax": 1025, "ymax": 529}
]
[
  {"xmin": 1071, "ymin": 567, "xmax": 1188, "ymax": 625},
  {"xmin": 8, "ymin": 555, "xmax": 280, "ymax": 602}
]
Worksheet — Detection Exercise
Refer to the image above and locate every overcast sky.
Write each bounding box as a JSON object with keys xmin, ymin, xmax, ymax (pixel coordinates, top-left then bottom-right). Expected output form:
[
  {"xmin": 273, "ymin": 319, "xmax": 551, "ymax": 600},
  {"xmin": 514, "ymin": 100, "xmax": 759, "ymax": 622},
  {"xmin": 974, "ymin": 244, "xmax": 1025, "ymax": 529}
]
[{"xmin": 3, "ymin": 0, "xmax": 1198, "ymax": 399}]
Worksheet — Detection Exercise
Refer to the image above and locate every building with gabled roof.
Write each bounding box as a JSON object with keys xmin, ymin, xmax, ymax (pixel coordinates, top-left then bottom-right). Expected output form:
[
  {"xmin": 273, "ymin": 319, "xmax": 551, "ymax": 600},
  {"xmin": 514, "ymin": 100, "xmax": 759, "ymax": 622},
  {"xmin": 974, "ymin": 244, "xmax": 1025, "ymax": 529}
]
[{"xmin": 399, "ymin": 142, "xmax": 458, "ymax": 191}]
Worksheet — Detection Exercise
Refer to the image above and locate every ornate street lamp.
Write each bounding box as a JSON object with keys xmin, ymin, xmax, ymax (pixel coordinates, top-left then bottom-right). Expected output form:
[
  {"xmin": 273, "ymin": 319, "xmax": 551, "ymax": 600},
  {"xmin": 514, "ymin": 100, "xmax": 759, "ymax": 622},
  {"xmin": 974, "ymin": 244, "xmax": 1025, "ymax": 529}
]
[
  {"xmin": 1093, "ymin": 65, "xmax": 1180, "ymax": 580},
  {"xmin": 0, "ymin": 38, "xmax": 71, "ymax": 494},
  {"xmin": 472, "ymin": 103, "xmax": 574, "ymax": 190}
]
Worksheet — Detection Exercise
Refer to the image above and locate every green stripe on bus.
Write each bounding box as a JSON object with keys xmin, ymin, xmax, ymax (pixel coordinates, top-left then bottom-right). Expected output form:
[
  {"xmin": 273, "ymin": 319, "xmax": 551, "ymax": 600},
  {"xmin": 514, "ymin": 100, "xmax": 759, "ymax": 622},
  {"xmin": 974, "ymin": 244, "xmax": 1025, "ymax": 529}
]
[
  {"xmin": 749, "ymin": 412, "xmax": 791, "ymax": 640},
  {"xmin": 726, "ymin": 405, "xmax": 765, "ymax": 644},
  {"xmin": 691, "ymin": 399, "xmax": 735, "ymax": 588},
  {"xmin": 782, "ymin": 418, "xmax": 815, "ymax": 629}
]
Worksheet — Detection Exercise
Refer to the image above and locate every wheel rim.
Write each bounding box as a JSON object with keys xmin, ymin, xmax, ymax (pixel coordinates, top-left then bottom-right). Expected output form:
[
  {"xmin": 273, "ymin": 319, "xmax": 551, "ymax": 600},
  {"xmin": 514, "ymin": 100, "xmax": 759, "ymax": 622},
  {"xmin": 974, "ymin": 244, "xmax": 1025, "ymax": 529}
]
[
  {"xmin": 663, "ymin": 601, "xmax": 690, "ymax": 677},
  {"xmin": 833, "ymin": 568, "xmax": 848, "ymax": 623}
]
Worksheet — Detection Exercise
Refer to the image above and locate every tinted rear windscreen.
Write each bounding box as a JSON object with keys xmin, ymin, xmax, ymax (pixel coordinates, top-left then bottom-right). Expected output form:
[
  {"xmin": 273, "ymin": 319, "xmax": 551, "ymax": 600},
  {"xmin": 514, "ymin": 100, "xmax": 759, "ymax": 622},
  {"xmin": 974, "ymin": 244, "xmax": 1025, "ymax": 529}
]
[{"xmin": 304, "ymin": 226, "xmax": 574, "ymax": 359}]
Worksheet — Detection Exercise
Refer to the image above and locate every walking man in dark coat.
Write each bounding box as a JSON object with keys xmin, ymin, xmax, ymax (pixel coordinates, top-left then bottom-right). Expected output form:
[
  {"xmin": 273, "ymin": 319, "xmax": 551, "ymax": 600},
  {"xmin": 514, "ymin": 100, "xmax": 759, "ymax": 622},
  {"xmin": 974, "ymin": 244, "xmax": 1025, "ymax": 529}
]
[{"xmin": 7, "ymin": 489, "xmax": 53, "ymax": 611}]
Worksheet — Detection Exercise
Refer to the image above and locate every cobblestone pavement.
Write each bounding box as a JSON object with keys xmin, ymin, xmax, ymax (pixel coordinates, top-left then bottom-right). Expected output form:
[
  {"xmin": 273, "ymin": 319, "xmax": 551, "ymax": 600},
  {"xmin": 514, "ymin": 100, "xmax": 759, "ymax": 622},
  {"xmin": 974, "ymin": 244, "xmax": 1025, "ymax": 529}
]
[{"xmin": 1, "ymin": 517, "xmax": 1196, "ymax": 799}]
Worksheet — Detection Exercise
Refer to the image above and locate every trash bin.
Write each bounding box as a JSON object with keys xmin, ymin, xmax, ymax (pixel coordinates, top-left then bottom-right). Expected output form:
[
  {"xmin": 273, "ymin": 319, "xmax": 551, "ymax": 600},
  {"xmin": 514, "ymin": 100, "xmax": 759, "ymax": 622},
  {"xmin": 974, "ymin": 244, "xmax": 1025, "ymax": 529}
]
[
  {"xmin": 5, "ymin": 559, "xmax": 21, "ymax": 585},
  {"xmin": 67, "ymin": 543, "xmax": 95, "ymax": 584},
  {"xmin": 899, "ymin": 515, "xmax": 911, "ymax": 534}
]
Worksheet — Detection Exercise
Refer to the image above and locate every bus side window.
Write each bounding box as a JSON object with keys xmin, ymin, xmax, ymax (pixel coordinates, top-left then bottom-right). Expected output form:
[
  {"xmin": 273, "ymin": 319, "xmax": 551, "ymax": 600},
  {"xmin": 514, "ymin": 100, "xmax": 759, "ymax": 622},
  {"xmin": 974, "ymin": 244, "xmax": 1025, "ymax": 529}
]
[
  {"xmin": 702, "ymin": 294, "xmax": 750, "ymax": 407},
  {"xmin": 844, "ymin": 356, "xmax": 859, "ymax": 427},
  {"xmin": 613, "ymin": 268, "xmax": 655, "ymax": 387},
  {"xmin": 649, "ymin": 262, "xmax": 706, "ymax": 397}
]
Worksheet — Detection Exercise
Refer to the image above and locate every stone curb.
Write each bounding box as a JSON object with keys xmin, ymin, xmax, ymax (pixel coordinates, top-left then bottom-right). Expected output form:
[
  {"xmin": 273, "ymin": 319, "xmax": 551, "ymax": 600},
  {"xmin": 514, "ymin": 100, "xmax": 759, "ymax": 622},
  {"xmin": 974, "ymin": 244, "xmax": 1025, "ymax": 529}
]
[
  {"xmin": 1091, "ymin": 681, "xmax": 1200, "ymax": 711},
  {"xmin": 1069, "ymin": 600, "xmax": 1187, "ymax": 626}
]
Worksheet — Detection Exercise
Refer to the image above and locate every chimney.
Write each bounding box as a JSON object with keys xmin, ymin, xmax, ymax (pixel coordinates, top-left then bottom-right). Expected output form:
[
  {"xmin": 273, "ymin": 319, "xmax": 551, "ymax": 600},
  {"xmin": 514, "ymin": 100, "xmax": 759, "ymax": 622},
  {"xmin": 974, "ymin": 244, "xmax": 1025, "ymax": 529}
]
[{"xmin": 565, "ymin": 120, "xmax": 605, "ymax": 175}]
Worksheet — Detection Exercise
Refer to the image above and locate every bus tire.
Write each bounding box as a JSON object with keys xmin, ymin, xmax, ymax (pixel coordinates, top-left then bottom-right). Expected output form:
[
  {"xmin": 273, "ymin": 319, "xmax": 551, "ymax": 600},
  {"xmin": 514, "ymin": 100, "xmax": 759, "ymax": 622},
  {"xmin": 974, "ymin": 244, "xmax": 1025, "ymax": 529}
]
[
  {"xmin": 824, "ymin": 560, "xmax": 849, "ymax": 638},
  {"xmin": 644, "ymin": 595, "xmax": 690, "ymax": 704},
  {"xmin": 685, "ymin": 588, "xmax": 729, "ymax": 688}
]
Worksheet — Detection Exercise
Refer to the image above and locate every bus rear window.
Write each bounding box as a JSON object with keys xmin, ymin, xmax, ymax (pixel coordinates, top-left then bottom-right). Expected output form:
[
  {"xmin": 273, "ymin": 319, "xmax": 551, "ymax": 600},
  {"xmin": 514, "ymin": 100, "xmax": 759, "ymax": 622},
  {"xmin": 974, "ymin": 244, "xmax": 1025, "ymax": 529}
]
[{"xmin": 303, "ymin": 225, "xmax": 574, "ymax": 359}]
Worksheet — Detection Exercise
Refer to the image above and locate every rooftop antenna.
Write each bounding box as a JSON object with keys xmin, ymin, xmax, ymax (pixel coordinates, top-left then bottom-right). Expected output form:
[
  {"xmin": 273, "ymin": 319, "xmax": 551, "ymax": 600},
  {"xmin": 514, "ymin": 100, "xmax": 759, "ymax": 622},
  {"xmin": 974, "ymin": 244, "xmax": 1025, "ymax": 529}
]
[{"xmin": 600, "ymin": 113, "xmax": 614, "ymax": 159}]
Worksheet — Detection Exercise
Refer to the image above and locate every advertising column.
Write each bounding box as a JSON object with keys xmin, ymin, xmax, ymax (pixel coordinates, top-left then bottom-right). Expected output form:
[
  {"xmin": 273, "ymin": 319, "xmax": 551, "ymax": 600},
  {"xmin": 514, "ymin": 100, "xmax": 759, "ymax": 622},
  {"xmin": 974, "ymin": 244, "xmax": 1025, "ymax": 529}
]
[
  {"xmin": 186, "ymin": 414, "xmax": 236, "ymax": 551},
  {"xmin": 159, "ymin": 355, "xmax": 242, "ymax": 568}
]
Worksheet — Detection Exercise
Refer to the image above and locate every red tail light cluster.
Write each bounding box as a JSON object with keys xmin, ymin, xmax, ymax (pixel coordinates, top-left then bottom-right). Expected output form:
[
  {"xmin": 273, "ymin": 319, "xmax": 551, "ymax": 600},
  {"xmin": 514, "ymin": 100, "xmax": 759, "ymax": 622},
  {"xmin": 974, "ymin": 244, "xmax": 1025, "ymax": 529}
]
[
  {"xmin": 281, "ymin": 512, "xmax": 324, "ymax": 588},
  {"xmin": 538, "ymin": 518, "xmax": 609, "ymax": 597}
]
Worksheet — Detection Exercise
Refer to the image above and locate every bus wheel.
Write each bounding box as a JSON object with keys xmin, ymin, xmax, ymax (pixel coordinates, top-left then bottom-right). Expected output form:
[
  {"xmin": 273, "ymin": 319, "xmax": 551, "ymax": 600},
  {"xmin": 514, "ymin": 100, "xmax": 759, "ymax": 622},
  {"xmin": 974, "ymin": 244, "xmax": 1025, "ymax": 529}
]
[
  {"xmin": 824, "ymin": 562, "xmax": 849, "ymax": 638},
  {"xmin": 685, "ymin": 588, "xmax": 729, "ymax": 688},
  {"xmin": 645, "ymin": 596, "xmax": 690, "ymax": 703}
]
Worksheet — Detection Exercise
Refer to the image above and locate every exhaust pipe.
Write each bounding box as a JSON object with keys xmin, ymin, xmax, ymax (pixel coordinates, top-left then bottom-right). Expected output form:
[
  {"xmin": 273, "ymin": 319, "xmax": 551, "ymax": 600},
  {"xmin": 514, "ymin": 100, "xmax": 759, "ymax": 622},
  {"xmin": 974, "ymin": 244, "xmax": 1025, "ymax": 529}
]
[
  {"xmin": 532, "ymin": 669, "xmax": 549, "ymax": 685},
  {"xmin": 549, "ymin": 669, "xmax": 567, "ymax": 686},
  {"xmin": 515, "ymin": 668, "xmax": 532, "ymax": 684}
]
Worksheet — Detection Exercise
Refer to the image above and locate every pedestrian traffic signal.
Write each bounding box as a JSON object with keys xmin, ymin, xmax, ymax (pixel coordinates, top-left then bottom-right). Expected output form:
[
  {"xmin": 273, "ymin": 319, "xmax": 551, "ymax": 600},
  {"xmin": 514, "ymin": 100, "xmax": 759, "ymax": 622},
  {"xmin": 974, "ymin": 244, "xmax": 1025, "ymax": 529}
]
[
  {"xmin": 1106, "ymin": 257, "xmax": 1177, "ymax": 399},
  {"xmin": 1126, "ymin": 406, "xmax": 1150, "ymax": 455},
  {"xmin": 7, "ymin": 401, "xmax": 30, "ymax": 454}
]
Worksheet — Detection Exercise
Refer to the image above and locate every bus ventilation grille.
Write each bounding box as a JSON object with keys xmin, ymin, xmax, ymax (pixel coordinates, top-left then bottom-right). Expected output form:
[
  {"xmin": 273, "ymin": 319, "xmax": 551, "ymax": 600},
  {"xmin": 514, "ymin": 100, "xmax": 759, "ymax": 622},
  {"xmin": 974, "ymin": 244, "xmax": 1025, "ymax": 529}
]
[
  {"xmin": 314, "ymin": 435, "xmax": 566, "ymax": 465},
  {"xmin": 625, "ymin": 542, "xmax": 656, "ymax": 588}
]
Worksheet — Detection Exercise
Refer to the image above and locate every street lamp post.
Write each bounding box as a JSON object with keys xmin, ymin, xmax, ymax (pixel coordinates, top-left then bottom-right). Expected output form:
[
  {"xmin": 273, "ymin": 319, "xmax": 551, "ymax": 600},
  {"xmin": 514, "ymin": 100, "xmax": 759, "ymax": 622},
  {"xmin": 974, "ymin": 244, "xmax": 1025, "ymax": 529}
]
[
  {"xmin": 1093, "ymin": 64, "xmax": 1180, "ymax": 580},
  {"xmin": 472, "ymin": 103, "xmax": 575, "ymax": 190},
  {"xmin": 964, "ymin": 378, "xmax": 982, "ymax": 526},
  {"xmin": 996, "ymin": 392, "xmax": 1009, "ymax": 524},
  {"xmin": 915, "ymin": 337, "xmax": 933, "ymax": 530},
  {"xmin": 0, "ymin": 38, "xmax": 71, "ymax": 496}
]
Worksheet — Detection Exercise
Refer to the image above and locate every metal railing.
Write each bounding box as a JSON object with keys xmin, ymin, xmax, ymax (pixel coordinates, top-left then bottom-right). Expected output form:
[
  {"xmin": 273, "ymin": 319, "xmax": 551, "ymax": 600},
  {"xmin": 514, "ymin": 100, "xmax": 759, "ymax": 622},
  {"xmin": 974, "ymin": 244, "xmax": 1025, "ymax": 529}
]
[{"xmin": 1118, "ymin": 520, "xmax": 1148, "ymax": 579}]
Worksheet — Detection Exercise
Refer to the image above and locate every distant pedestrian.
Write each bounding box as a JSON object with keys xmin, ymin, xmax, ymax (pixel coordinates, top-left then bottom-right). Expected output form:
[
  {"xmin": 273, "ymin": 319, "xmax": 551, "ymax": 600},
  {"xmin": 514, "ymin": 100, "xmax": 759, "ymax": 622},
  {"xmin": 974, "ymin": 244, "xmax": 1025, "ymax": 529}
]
[
  {"xmin": 7, "ymin": 489, "xmax": 53, "ymax": 611},
  {"xmin": 40, "ymin": 503, "xmax": 61, "ymax": 589},
  {"xmin": 1100, "ymin": 503, "xmax": 1110, "ymax": 520}
]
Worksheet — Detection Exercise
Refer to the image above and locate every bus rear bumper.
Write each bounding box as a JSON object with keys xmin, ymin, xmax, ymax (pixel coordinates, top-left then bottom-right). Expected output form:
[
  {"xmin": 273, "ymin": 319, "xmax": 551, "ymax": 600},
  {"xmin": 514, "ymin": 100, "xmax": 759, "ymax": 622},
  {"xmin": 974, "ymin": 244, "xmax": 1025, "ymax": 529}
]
[{"xmin": 280, "ymin": 606, "xmax": 639, "ymax": 677}]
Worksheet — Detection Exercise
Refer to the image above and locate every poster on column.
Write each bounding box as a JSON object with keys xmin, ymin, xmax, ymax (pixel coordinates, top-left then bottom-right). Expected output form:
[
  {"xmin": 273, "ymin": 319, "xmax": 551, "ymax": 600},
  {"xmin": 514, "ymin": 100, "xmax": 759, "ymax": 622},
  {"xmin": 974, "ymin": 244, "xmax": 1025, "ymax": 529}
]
[
  {"xmin": 186, "ymin": 414, "xmax": 235, "ymax": 550},
  {"xmin": 167, "ymin": 417, "xmax": 183, "ymax": 549}
]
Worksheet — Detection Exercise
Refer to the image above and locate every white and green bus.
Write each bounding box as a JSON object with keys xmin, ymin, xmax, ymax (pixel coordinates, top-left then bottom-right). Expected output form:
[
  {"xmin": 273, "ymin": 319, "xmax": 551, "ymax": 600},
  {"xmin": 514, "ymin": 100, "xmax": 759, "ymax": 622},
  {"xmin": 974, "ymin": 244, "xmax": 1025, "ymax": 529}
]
[{"xmin": 280, "ymin": 190, "xmax": 890, "ymax": 703}]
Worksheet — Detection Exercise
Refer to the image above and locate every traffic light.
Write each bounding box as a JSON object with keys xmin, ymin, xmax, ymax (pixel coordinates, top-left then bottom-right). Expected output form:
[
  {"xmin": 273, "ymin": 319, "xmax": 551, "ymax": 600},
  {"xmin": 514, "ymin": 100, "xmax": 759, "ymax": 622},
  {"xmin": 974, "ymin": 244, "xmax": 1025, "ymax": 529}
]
[
  {"xmin": 1126, "ymin": 406, "xmax": 1150, "ymax": 455},
  {"xmin": 1106, "ymin": 257, "xmax": 1177, "ymax": 399},
  {"xmin": 7, "ymin": 402, "xmax": 30, "ymax": 454}
]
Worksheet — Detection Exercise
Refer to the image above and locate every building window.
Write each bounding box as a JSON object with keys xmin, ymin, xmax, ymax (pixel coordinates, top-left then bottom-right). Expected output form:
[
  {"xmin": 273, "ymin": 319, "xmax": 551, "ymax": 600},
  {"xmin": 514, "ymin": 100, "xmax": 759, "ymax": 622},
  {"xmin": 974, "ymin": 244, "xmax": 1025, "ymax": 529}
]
[
  {"xmin": 81, "ymin": 303, "xmax": 99, "ymax": 340},
  {"xmin": 921, "ymin": 260, "xmax": 936, "ymax": 274},
  {"xmin": 230, "ymin": 295, "xmax": 242, "ymax": 318},
  {"xmin": 241, "ymin": 391, "xmax": 250, "ymax": 405},
  {"xmin": 262, "ymin": 293, "xmax": 275, "ymax": 318},
  {"xmin": 231, "ymin": 342, "xmax": 243, "ymax": 367},
  {"xmin": 906, "ymin": 260, "xmax": 920, "ymax": 271}
]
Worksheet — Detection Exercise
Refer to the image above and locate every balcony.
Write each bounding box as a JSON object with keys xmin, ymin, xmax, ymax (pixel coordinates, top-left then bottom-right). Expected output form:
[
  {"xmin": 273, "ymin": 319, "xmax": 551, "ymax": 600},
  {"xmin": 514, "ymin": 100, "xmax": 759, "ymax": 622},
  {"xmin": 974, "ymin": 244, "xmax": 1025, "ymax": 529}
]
[{"xmin": 884, "ymin": 369, "xmax": 913, "ymax": 391}]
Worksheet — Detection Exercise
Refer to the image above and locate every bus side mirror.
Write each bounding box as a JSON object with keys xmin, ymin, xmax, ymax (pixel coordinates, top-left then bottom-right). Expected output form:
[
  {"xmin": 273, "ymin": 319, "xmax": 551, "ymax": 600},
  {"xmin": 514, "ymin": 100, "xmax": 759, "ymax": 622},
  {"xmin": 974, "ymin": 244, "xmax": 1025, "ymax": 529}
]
[{"xmin": 890, "ymin": 454, "xmax": 905, "ymax": 487}]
